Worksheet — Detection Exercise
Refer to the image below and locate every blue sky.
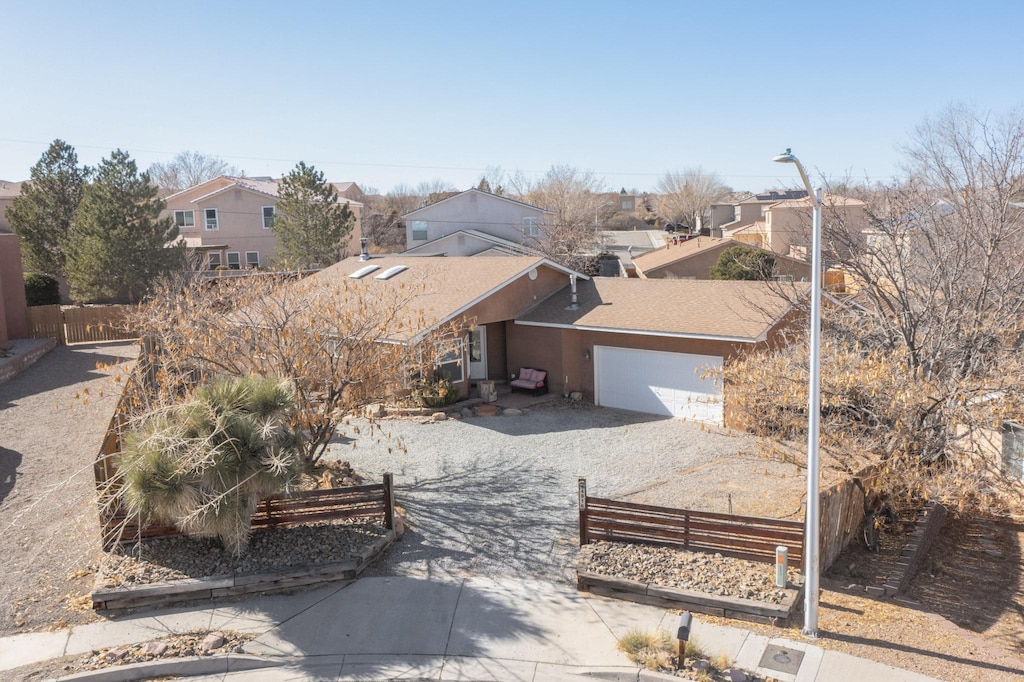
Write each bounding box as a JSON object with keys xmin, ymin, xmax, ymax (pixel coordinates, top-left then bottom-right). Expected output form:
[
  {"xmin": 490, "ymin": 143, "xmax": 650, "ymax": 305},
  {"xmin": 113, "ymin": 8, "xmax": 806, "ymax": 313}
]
[{"xmin": 1, "ymin": 1, "xmax": 1021, "ymax": 194}]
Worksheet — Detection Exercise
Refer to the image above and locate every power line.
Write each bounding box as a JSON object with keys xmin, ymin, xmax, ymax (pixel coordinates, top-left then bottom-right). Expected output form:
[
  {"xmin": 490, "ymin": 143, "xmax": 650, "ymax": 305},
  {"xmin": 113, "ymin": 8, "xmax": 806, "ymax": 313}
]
[{"xmin": 0, "ymin": 137, "xmax": 892, "ymax": 182}]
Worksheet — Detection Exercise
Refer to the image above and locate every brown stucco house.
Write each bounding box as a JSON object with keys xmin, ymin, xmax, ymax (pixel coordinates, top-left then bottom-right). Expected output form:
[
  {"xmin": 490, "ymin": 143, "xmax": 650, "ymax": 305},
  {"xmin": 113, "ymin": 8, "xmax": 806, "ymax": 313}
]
[
  {"xmin": 310, "ymin": 255, "xmax": 800, "ymax": 425},
  {"xmin": 631, "ymin": 236, "xmax": 811, "ymax": 281},
  {"xmin": 162, "ymin": 176, "xmax": 364, "ymax": 270}
]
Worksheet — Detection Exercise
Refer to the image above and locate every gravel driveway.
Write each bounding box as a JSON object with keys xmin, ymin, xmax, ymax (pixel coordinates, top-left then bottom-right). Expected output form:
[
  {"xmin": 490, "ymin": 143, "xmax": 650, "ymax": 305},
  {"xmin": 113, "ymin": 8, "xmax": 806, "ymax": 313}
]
[
  {"xmin": 0, "ymin": 341, "xmax": 138, "ymax": 636},
  {"xmin": 330, "ymin": 403, "xmax": 755, "ymax": 584}
]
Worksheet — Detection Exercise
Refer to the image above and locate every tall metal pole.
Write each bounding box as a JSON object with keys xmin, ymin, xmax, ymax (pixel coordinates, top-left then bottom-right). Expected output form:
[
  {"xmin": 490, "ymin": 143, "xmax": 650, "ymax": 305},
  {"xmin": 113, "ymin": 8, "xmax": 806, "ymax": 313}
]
[
  {"xmin": 804, "ymin": 187, "xmax": 823, "ymax": 637},
  {"xmin": 772, "ymin": 149, "xmax": 823, "ymax": 637}
]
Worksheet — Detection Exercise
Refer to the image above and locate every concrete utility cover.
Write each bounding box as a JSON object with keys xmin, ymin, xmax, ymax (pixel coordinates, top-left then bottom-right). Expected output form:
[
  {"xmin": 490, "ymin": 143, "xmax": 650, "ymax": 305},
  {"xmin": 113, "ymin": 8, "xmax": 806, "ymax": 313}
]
[{"xmin": 758, "ymin": 644, "xmax": 804, "ymax": 675}]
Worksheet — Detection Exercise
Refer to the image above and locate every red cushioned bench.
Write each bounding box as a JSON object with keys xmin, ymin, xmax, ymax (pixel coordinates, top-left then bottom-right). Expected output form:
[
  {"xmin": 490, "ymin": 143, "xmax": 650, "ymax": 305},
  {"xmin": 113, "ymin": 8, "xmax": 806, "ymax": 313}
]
[{"xmin": 511, "ymin": 368, "xmax": 548, "ymax": 396}]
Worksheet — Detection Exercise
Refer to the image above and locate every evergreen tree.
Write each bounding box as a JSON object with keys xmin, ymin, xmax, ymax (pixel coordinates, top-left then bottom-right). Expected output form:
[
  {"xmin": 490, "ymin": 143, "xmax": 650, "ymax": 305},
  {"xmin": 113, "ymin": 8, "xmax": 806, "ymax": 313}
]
[
  {"xmin": 65, "ymin": 149, "xmax": 184, "ymax": 303},
  {"xmin": 272, "ymin": 161, "xmax": 354, "ymax": 269},
  {"xmin": 709, "ymin": 245, "xmax": 776, "ymax": 280},
  {"xmin": 7, "ymin": 139, "xmax": 88, "ymax": 276}
]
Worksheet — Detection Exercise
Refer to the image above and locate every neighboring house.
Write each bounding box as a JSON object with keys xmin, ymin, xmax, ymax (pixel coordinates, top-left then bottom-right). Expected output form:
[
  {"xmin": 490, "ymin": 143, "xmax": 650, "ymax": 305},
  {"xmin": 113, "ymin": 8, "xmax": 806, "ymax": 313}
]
[
  {"xmin": 632, "ymin": 236, "xmax": 811, "ymax": 281},
  {"xmin": 306, "ymin": 255, "xmax": 800, "ymax": 425},
  {"xmin": 762, "ymin": 195, "xmax": 867, "ymax": 260},
  {"xmin": 401, "ymin": 229, "xmax": 542, "ymax": 258},
  {"xmin": 514, "ymin": 278, "xmax": 800, "ymax": 424},
  {"xmin": 0, "ymin": 233, "xmax": 29, "ymax": 349},
  {"xmin": 598, "ymin": 229, "xmax": 665, "ymax": 275},
  {"xmin": 162, "ymin": 176, "xmax": 364, "ymax": 270},
  {"xmin": 401, "ymin": 188, "xmax": 553, "ymax": 253},
  {"xmin": 710, "ymin": 189, "xmax": 808, "ymax": 235},
  {"xmin": 0, "ymin": 180, "xmax": 22, "ymax": 233},
  {"xmin": 332, "ymin": 182, "xmax": 366, "ymax": 204}
]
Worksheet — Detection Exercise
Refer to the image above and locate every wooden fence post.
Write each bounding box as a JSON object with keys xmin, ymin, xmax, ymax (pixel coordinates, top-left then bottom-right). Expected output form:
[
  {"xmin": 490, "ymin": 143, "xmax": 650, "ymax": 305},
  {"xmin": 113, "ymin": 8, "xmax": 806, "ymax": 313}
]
[
  {"xmin": 383, "ymin": 472, "xmax": 395, "ymax": 530},
  {"xmin": 578, "ymin": 478, "xmax": 588, "ymax": 546}
]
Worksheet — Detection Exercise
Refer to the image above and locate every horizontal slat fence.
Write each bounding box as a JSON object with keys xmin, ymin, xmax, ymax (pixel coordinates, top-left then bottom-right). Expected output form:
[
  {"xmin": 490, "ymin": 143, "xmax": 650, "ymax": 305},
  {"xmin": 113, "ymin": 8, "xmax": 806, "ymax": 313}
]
[
  {"xmin": 100, "ymin": 477, "xmax": 394, "ymax": 550},
  {"xmin": 578, "ymin": 479, "xmax": 803, "ymax": 565}
]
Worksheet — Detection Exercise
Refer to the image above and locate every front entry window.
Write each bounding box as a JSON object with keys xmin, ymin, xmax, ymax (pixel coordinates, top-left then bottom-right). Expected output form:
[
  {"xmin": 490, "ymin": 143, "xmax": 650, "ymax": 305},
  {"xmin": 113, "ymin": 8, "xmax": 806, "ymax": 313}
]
[{"xmin": 469, "ymin": 329, "xmax": 483, "ymax": 363}]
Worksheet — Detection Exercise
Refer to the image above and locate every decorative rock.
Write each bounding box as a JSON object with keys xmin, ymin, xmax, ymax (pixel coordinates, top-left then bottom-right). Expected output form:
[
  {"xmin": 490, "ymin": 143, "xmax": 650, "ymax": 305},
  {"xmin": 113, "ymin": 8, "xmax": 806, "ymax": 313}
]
[
  {"xmin": 143, "ymin": 641, "xmax": 168, "ymax": 656},
  {"xmin": 475, "ymin": 404, "xmax": 499, "ymax": 417},
  {"xmin": 570, "ymin": 391, "xmax": 583, "ymax": 401},
  {"xmin": 105, "ymin": 648, "xmax": 128, "ymax": 661},
  {"xmin": 691, "ymin": 659, "xmax": 711, "ymax": 671},
  {"xmin": 364, "ymin": 403, "xmax": 386, "ymax": 418},
  {"xmin": 461, "ymin": 408, "xmax": 474, "ymax": 418},
  {"xmin": 503, "ymin": 408, "xmax": 523, "ymax": 417},
  {"xmin": 202, "ymin": 632, "xmax": 226, "ymax": 651},
  {"xmin": 726, "ymin": 669, "xmax": 749, "ymax": 682},
  {"xmin": 431, "ymin": 412, "xmax": 447, "ymax": 421},
  {"xmin": 393, "ymin": 514, "xmax": 406, "ymax": 538}
]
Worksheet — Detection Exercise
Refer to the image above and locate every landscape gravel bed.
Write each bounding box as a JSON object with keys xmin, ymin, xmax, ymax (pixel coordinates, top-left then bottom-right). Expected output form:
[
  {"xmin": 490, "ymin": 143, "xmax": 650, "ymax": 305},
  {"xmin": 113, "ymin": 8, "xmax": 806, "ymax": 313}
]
[
  {"xmin": 579, "ymin": 541, "xmax": 803, "ymax": 604},
  {"xmin": 101, "ymin": 520, "xmax": 388, "ymax": 587}
]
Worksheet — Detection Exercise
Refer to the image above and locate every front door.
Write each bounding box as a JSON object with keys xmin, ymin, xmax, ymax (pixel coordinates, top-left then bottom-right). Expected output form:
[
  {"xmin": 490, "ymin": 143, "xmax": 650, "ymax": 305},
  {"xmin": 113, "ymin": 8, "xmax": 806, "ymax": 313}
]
[{"xmin": 469, "ymin": 327, "xmax": 487, "ymax": 381}]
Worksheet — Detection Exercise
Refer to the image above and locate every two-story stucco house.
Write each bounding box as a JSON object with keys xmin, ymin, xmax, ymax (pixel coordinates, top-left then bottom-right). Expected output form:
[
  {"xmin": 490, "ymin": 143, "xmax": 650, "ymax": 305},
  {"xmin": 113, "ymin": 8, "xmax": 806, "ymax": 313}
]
[
  {"xmin": 400, "ymin": 188, "xmax": 553, "ymax": 256},
  {"xmin": 163, "ymin": 176, "xmax": 364, "ymax": 270}
]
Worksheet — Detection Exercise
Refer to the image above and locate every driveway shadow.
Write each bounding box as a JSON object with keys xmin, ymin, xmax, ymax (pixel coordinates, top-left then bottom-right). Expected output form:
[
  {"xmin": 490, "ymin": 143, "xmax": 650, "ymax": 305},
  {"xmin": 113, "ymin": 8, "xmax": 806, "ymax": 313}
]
[
  {"xmin": 0, "ymin": 341, "xmax": 137, "ymax": 410},
  {"xmin": 459, "ymin": 404, "xmax": 668, "ymax": 437},
  {"xmin": 367, "ymin": 459, "xmax": 578, "ymax": 583},
  {"xmin": 0, "ymin": 447, "xmax": 22, "ymax": 505}
]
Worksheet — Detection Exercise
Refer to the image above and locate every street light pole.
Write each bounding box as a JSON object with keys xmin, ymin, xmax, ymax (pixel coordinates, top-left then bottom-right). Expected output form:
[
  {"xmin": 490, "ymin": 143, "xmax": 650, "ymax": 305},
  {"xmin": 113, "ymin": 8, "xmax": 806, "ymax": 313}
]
[{"xmin": 772, "ymin": 148, "xmax": 823, "ymax": 637}]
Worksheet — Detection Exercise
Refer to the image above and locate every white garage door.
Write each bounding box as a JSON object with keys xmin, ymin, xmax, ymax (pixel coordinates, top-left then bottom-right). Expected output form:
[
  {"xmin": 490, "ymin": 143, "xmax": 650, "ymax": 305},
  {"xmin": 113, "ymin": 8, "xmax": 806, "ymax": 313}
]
[{"xmin": 594, "ymin": 346, "xmax": 723, "ymax": 424}]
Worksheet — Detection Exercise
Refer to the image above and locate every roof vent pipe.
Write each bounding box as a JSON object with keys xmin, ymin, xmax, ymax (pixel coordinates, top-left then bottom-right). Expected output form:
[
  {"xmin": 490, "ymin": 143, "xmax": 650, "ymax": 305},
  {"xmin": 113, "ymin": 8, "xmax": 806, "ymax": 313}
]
[
  {"xmin": 567, "ymin": 274, "xmax": 579, "ymax": 310},
  {"xmin": 359, "ymin": 237, "xmax": 370, "ymax": 261}
]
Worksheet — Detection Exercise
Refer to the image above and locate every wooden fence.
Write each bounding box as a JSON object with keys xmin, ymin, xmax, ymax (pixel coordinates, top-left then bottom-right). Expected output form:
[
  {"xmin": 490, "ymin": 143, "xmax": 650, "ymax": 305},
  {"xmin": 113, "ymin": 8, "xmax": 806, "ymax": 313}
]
[
  {"xmin": 94, "ymin": 365, "xmax": 396, "ymax": 550},
  {"xmin": 578, "ymin": 479, "xmax": 804, "ymax": 564},
  {"xmin": 28, "ymin": 304, "xmax": 136, "ymax": 345}
]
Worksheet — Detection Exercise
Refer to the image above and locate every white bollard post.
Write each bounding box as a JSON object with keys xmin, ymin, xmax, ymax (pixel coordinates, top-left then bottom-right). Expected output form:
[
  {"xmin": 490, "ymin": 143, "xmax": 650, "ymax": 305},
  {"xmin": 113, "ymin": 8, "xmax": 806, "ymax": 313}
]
[{"xmin": 776, "ymin": 546, "xmax": 788, "ymax": 588}]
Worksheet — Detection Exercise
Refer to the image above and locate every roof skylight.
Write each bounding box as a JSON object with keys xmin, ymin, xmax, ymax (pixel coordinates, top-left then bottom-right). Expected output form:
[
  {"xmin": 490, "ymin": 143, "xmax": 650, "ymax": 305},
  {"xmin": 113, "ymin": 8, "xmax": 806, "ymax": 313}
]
[
  {"xmin": 348, "ymin": 265, "xmax": 380, "ymax": 279},
  {"xmin": 375, "ymin": 265, "xmax": 408, "ymax": 280}
]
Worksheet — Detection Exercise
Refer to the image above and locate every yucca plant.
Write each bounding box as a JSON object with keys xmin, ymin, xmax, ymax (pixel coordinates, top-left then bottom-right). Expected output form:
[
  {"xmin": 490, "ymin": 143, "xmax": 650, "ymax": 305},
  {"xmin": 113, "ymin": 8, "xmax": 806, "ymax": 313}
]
[{"xmin": 118, "ymin": 375, "xmax": 302, "ymax": 555}]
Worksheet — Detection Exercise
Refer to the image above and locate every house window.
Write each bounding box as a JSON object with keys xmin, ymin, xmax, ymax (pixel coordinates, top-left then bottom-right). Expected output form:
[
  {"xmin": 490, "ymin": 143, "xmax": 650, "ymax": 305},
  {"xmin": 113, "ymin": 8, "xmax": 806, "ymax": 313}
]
[
  {"xmin": 208, "ymin": 253, "xmax": 221, "ymax": 270},
  {"xmin": 621, "ymin": 199, "xmax": 634, "ymax": 211},
  {"xmin": 1003, "ymin": 422, "xmax": 1024, "ymax": 479},
  {"xmin": 227, "ymin": 252, "xmax": 241, "ymax": 270},
  {"xmin": 205, "ymin": 208, "xmax": 219, "ymax": 230},
  {"xmin": 262, "ymin": 206, "xmax": 275, "ymax": 229},
  {"xmin": 411, "ymin": 220, "xmax": 428, "ymax": 241},
  {"xmin": 436, "ymin": 338, "xmax": 465, "ymax": 384},
  {"xmin": 174, "ymin": 210, "xmax": 195, "ymax": 229},
  {"xmin": 523, "ymin": 217, "xmax": 541, "ymax": 237},
  {"xmin": 246, "ymin": 251, "xmax": 260, "ymax": 268}
]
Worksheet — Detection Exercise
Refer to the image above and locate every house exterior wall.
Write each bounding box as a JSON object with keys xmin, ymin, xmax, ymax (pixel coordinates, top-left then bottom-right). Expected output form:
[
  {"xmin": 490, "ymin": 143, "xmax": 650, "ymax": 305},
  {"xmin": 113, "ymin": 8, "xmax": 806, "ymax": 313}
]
[
  {"xmin": 765, "ymin": 203, "xmax": 868, "ymax": 259},
  {"xmin": 458, "ymin": 267, "xmax": 568, "ymax": 327},
  {"xmin": 506, "ymin": 323, "xmax": 757, "ymax": 399},
  {"xmin": 164, "ymin": 183, "xmax": 363, "ymax": 269},
  {"xmin": 0, "ymin": 196, "xmax": 16, "ymax": 233},
  {"xmin": 641, "ymin": 245, "xmax": 811, "ymax": 281},
  {"xmin": 0, "ymin": 234, "xmax": 29, "ymax": 346},
  {"xmin": 405, "ymin": 191, "xmax": 551, "ymax": 250}
]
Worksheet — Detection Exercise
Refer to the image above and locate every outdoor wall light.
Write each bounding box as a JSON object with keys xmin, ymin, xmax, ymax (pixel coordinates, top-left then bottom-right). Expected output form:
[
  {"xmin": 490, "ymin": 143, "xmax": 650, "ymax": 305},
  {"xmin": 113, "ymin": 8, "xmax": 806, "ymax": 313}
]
[{"xmin": 584, "ymin": 349, "xmax": 590, "ymax": 360}]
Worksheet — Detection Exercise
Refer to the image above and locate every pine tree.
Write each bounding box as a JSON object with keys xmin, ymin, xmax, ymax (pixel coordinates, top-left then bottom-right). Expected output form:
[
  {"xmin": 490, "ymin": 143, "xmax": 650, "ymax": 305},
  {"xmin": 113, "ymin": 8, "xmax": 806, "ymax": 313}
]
[
  {"xmin": 7, "ymin": 139, "xmax": 88, "ymax": 276},
  {"xmin": 64, "ymin": 149, "xmax": 184, "ymax": 303},
  {"xmin": 272, "ymin": 161, "xmax": 354, "ymax": 269}
]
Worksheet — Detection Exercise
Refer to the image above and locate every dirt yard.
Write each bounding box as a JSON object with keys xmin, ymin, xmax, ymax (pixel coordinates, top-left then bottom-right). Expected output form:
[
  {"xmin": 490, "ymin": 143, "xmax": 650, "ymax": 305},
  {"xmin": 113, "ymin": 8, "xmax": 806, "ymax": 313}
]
[{"xmin": 0, "ymin": 341, "xmax": 138, "ymax": 636}]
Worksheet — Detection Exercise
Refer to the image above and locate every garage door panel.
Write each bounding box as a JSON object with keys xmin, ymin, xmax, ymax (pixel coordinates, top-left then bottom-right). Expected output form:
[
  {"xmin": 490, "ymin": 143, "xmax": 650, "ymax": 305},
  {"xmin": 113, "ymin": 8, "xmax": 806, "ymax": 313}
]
[{"xmin": 594, "ymin": 346, "xmax": 722, "ymax": 424}]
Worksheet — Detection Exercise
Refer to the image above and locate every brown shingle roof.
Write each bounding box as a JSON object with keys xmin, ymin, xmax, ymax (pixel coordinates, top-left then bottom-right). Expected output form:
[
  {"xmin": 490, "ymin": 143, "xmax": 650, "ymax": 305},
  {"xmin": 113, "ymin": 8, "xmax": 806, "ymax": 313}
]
[
  {"xmin": 630, "ymin": 236, "xmax": 735, "ymax": 272},
  {"xmin": 518, "ymin": 278, "xmax": 801, "ymax": 342},
  {"xmin": 310, "ymin": 255, "xmax": 574, "ymax": 340}
]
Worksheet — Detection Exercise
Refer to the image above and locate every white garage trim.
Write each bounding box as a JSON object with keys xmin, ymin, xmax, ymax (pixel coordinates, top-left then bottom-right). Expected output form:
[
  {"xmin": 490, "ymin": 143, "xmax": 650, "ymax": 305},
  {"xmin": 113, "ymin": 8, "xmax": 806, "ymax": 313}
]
[{"xmin": 594, "ymin": 346, "xmax": 723, "ymax": 424}]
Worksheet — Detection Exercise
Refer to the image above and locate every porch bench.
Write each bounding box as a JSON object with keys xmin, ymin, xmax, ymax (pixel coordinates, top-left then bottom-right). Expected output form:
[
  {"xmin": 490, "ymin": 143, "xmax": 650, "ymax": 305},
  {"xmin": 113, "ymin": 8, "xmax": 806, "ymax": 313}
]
[{"xmin": 511, "ymin": 368, "xmax": 548, "ymax": 396}]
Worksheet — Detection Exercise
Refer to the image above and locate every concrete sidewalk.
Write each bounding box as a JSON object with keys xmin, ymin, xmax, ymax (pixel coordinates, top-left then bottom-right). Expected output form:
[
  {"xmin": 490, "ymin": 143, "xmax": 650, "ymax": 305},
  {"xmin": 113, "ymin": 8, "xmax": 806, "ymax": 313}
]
[{"xmin": 0, "ymin": 576, "xmax": 941, "ymax": 681}]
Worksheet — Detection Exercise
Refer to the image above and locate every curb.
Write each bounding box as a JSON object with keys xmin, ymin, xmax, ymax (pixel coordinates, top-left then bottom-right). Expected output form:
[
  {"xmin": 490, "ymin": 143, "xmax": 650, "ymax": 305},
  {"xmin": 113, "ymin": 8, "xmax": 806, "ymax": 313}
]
[{"xmin": 51, "ymin": 653, "xmax": 281, "ymax": 681}]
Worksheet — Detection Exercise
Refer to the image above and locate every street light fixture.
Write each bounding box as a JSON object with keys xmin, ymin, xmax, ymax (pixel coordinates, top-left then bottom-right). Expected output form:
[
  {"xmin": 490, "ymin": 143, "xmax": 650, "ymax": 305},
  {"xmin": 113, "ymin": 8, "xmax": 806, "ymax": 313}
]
[{"xmin": 773, "ymin": 148, "xmax": 823, "ymax": 638}]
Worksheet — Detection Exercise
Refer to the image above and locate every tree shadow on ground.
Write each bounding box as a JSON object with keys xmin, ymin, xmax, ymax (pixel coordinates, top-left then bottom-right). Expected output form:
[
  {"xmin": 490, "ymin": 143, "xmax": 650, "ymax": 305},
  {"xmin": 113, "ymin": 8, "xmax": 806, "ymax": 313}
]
[
  {"xmin": 0, "ymin": 341, "xmax": 137, "ymax": 410},
  {"xmin": 366, "ymin": 459, "xmax": 579, "ymax": 584},
  {"xmin": 456, "ymin": 404, "xmax": 668, "ymax": 437},
  {"xmin": 0, "ymin": 447, "xmax": 22, "ymax": 505},
  {"xmin": 905, "ymin": 516, "xmax": 1024, "ymax": 653}
]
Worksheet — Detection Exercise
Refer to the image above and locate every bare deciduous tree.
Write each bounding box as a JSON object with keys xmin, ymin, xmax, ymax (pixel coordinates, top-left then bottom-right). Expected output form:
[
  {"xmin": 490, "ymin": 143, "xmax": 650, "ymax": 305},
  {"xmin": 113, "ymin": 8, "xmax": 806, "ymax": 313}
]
[
  {"xmin": 148, "ymin": 151, "xmax": 240, "ymax": 194},
  {"xmin": 725, "ymin": 104, "xmax": 1024, "ymax": 515},
  {"xmin": 513, "ymin": 164, "xmax": 608, "ymax": 270},
  {"xmin": 655, "ymin": 167, "xmax": 731, "ymax": 230}
]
